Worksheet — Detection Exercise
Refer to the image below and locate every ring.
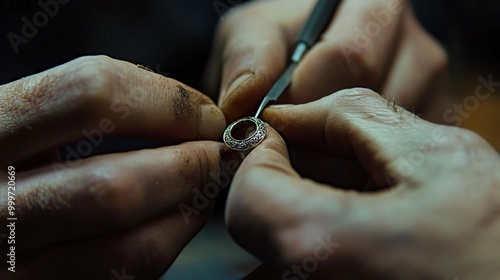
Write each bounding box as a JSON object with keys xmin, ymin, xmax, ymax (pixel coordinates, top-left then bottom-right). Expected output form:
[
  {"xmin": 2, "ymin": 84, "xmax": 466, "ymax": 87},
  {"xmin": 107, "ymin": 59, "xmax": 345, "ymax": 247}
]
[{"xmin": 223, "ymin": 116, "xmax": 267, "ymax": 151}]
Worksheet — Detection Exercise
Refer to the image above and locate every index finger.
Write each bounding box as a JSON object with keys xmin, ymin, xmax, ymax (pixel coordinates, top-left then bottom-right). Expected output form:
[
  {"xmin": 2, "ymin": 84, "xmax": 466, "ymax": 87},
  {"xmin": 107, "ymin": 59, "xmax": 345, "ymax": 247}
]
[
  {"xmin": 288, "ymin": 0, "xmax": 408, "ymax": 103},
  {"xmin": 0, "ymin": 55, "xmax": 226, "ymax": 166}
]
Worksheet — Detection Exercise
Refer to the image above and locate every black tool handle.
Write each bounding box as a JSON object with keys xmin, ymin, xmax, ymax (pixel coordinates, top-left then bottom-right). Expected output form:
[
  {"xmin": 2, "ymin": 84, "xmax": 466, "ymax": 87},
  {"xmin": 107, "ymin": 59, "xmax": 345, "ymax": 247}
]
[{"xmin": 296, "ymin": 0, "xmax": 341, "ymax": 47}]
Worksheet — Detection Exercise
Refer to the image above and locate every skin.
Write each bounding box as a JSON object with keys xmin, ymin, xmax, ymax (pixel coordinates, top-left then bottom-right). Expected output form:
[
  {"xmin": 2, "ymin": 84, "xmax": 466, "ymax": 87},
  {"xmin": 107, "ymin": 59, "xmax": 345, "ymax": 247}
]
[
  {"xmin": 0, "ymin": 1, "xmax": 493, "ymax": 279},
  {"xmin": 226, "ymin": 89, "xmax": 500, "ymax": 279},
  {"xmin": 209, "ymin": 4, "xmax": 499, "ymax": 277},
  {"xmin": 0, "ymin": 55, "xmax": 229, "ymax": 279},
  {"xmin": 207, "ymin": 0, "xmax": 450, "ymax": 124}
]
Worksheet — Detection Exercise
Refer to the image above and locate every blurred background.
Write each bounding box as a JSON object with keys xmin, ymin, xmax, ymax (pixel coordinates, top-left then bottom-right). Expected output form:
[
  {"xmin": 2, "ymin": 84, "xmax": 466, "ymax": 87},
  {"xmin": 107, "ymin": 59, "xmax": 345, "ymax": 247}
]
[{"xmin": 1, "ymin": 0, "xmax": 499, "ymax": 279}]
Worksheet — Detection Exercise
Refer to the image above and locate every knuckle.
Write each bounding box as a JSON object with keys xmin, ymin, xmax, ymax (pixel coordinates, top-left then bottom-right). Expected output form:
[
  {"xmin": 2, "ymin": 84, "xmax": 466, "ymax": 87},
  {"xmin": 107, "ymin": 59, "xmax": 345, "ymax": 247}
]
[
  {"xmin": 63, "ymin": 55, "xmax": 118, "ymax": 109},
  {"xmin": 0, "ymin": 55, "xmax": 119, "ymax": 135},
  {"xmin": 412, "ymin": 22, "xmax": 449, "ymax": 77},
  {"xmin": 173, "ymin": 142, "xmax": 219, "ymax": 191},
  {"xmin": 222, "ymin": 1, "xmax": 256, "ymax": 25},
  {"xmin": 328, "ymin": 87, "xmax": 380, "ymax": 108},
  {"xmin": 82, "ymin": 165, "xmax": 141, "ymax": 222},
  {"xmin": 449, "ymin": 127, "xmax": 488, "ymax": 148},
  {"xmin": 134, "ymin": 216, "xmax": 205, "ymax": 276},
  {"xmin": 326, "ymin": 44, "xmax": 377, "ymax": 88},
  {"xmin": 430, "ymin": 43, "xmax": 449, "ymax": 75},
  {"xmin": 324, "ymin": 88, "xmax": 384, "ymax": 129},
  {"xmin": 220, "ymin": 6, "xmax": 241, "ymax": 26},
  {"xmin": 217, "ymin": 4, "xmax": 247, "ymax": 37},
  {"xmin": 427, "ymin": 126, "xmax": 493, "ymax": 160},
  {"xmin": 217, "ymin": 1, "xmax": 265, "ymax": 41},
  {"xmin": 334, "ymin": 87, "xmax": 379, "ymax": 100}
]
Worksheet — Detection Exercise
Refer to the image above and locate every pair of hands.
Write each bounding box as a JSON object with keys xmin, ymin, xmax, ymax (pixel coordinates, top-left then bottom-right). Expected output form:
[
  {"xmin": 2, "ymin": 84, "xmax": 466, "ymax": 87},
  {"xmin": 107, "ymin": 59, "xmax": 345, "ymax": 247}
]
[{"xmin": 1, "ymin": 0, "xmax": 499, "ymax": 279}]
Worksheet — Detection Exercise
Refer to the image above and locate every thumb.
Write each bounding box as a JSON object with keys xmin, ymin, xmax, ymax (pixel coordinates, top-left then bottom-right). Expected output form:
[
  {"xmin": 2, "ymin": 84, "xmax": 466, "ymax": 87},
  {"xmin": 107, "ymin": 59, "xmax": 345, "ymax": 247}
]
[
  {"xmin": 226, "ymin": 110, "xmax": 406, "ymax": 264},
  {"xmin": 207, "ymin": 1, "xmax": 316, "ymax": 122},
  {"xmin": 262, "ymin": 88, "xmax": 450, "ymax": 187},
  {"xmin": 216, "ymin": 18, "xmax": 287, "ymax": 122}
]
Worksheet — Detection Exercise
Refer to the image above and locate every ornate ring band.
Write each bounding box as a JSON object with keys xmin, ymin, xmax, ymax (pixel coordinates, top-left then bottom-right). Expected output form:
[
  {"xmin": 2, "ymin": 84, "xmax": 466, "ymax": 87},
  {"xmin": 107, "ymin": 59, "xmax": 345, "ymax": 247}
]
[{"xmin": 223, "ymin": 116, "xmax": 267, "ymax": 151}]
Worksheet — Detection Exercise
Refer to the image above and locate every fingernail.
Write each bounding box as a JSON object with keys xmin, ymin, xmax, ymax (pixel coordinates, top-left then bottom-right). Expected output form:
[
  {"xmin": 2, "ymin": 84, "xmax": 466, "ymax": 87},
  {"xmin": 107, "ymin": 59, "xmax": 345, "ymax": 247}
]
[
  {"xmin": 220, "ymin": 73, "xmax": 253, "ymax": 106},
  {"xmin": 199, "ymin": 104, "xmax": 226, "ymax": 140},
  {"xmin": 268, "ymin": 104, "xmax": 293, "ymax": 109}
]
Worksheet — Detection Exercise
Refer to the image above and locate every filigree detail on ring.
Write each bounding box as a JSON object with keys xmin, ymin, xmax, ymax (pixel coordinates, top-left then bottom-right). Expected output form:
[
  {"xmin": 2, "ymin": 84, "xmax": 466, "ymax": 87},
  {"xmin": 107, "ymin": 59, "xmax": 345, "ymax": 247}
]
[{"xmin": 223, "ymin": 116, "xmax": 267, "ymax": 151}]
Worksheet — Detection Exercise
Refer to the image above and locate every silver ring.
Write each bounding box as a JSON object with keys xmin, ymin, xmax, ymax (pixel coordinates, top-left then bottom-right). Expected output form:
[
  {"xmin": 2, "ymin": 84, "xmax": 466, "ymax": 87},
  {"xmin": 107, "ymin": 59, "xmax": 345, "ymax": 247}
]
[{"xmin": 223, "ymin": 116, "xmax": 267, "ymax": 151}]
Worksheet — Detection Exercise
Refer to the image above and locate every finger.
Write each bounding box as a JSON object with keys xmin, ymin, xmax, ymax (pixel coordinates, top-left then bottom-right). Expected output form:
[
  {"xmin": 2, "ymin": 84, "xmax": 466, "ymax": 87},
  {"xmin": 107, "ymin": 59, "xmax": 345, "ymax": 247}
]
[
  {"xmin": 226, "ymin": 126, "xmax": 311, "ymax": 259},
  {"xmin": 0, "ymin": 55, "xmax": 225, "ymax": 166},
  {"xmin": 226, "ymin": 125, "xmax": 400, "ymax": 263},
  {"xmin": 226, "ymin": 128, "xmax": 342, "ymax": 259},
  {"xmin": 231, "ymin": 91, "xmax": 498, "ymax": 278},
  {"xmin": 262, "ymin": 88, "xmax": 448, "ymax": 187},
  {"xmin": 381, "ymin": 13, "xmax": 451, "ymax": 123},
  {"xmin": 210, "ymin": 0, "xmax": 316, "ymax": 121},
  {"xmin": 286, "ymin": 0, "xmax": 407, "ymax": 104},
  {"xmin": 10, "ymin": 210, "xmax": 210, "ymax": 280},
  {"xmin": 213, "ymin": 0, "xmax": 409, "ymax": 122},
  {"xmin": 8, "ymin": 141, "xmax": 227, "ymax": 251}
]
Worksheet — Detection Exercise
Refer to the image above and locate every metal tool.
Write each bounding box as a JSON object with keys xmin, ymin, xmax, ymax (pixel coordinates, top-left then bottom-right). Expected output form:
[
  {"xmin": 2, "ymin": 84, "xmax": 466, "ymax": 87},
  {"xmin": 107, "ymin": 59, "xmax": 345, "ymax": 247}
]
[
  {"xmin": 224, "ymin": 0, "xmax": 342, "ymax": 151},
  {"xmin": 255, "ymin": 0, "xmax": 341, "ymax": 118}
]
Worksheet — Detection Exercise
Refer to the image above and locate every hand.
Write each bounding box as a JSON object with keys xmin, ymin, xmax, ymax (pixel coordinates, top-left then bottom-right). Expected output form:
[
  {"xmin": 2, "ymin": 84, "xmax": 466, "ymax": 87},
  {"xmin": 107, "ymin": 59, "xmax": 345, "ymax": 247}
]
[
  {"xmin": 0, "ymin": 56, "xmax": 227, "ymax": 279},
  {"xmin": 207, "ymin": 0, "xmax": 450, "ymax": 123},
  {"xmin": 226, "ymin": 89, "xmax": 500, "ymax": 279}
]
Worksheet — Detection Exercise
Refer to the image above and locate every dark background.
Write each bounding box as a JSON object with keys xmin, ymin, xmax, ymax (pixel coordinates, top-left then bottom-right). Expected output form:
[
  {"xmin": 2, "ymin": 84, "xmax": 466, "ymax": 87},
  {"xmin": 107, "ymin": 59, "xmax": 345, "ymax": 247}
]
[
  {"xmin": 1, "ymin": 0, "xmax": 225, "ymax": 87},
  {"xmin": 1, "ymin": 0, "xmax": 500, "ymax": 88}
]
